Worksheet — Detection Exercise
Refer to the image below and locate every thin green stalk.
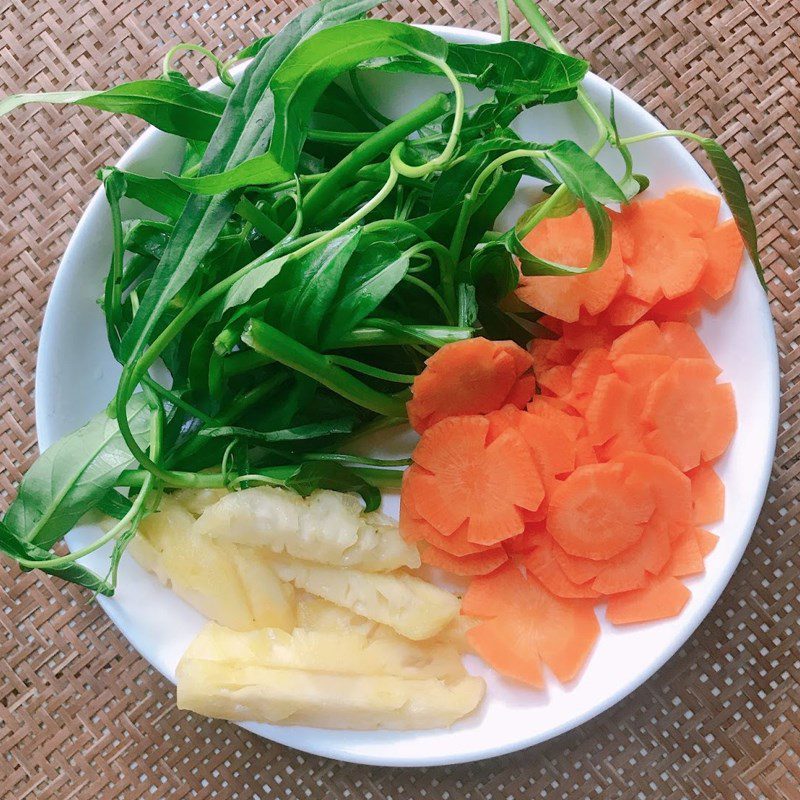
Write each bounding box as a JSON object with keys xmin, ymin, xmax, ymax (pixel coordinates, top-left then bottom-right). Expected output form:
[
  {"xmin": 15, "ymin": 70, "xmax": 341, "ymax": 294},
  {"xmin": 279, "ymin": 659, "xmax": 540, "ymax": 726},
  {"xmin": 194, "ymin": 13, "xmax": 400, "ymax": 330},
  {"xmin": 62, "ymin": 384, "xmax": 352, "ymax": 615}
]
[
  {"xmin": 449, "ymin": 147, "xmax": 547, "ymax": 259},
  {"xmin": 304, "ymin": 92, "xmax": 449, "ymax": 222},
  {"xmin": 306, "ymin": 128, "xmax": 374, "ymax": 145},
  {"xmin": 244, "ymin": 320, "xmax": 408, "ymax": 418},
  {"xmin": 303, "ymin": 452, "xmax": 412, "ymax": 467},
  {"xmin": 349, "ymin": 70, "xmax": 394, "ymax": 127},
  {"xmin": 327, "ymin": 355, "xmax": 416, "ymax": 384},
  {"xmin": 223, "ymin": 348, "xmax": 274, "ymax": 377},
  {"xmin": 402, "ymin": 274, "xmax": 454, "ymax": 324},
  {"xmin": 390, "ymin": 55, "xmax": 464, "ymax": 178},
  {"xmin": 235, "ymin": 197, "xmax": 287, "ymax": 243},
  {"xmin": 333, "ymin": 321, "xmax": 472, "ymax": 348},
  {"xmin": 497, "ymin": 0, "xmax": 511, "ymax": 40},
  {"xmin": 163, "ymin": 43, "xmax": 235, "ymax": 88}
]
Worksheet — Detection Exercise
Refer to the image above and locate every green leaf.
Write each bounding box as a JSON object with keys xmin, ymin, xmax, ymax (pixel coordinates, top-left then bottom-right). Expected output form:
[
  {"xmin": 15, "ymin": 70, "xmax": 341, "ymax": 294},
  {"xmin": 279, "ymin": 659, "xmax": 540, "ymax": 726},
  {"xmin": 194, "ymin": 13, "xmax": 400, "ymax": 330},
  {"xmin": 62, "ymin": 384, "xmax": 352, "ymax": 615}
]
[
  {"xmin": 121, "ymin": 0, "xmax": 383, "ymax": 363},
  {"xmin": 283, "ymin": 462, "xmax": 382, "ymax": 512},
  {"xmin": 698, "ymin": 137, "xmax": 765, "ymax": 287},
  {"xmin": 269, "ymin": 229, "xmax": 363, "ymax": 348},
  {"xmin": 96, "ymin": 489, "xmax": 134, "ymax": 520},
  {"xmin": 546, "ymin": 140, "xmax": 626, "ymax": 204},
  {"xmin": 98, "ymin": 167, "xmax": 189, "ymax": 219},
  {"xmin": 0, "ymin": 520, "xmax": 115, "ymax": 596},
  {"xmin": 267, "ymin": 19, "xmax": 448, "ymax": 173},
  {"xmin": 377, "ymin": 40, "xmax": 587, "ymax": 100},
  {"xmin": 166, "ymin": 151, "xmax": 291, "ymax": 195},
  {"xmin": 0, "ymin": 81, "xmax": 226, "ymax": 140},
  {"xmin": 515, "ymin": 187, "xmax": 579, "ymax": 234},
  {"xmin": 321, "ymin": 241, "xmax": 410, "ymax": 348},
  {"xmin": 200, "ymin": 417, "xmax": 358, "ymax": 442},
  {"xmin": 213, "ymin": 253, "xmax": 291, "ymax": 321},
  {"xmin": 3, "ymin": 394, "xmax": 152, "ymax": 549}
]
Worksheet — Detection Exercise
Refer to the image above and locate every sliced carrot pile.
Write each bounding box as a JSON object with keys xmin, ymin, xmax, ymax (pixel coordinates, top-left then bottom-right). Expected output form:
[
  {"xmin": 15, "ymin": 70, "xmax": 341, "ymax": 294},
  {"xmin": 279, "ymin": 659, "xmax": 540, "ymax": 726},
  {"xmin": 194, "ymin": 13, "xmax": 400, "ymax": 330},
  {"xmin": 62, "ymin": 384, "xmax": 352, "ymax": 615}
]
[
  {"xmin": 398, "ymin": 188, "xmax": 738, "ymax": 688},
  {"xmin": 406, "ymin": 337, "xmax": 535, "ymax": 433}
]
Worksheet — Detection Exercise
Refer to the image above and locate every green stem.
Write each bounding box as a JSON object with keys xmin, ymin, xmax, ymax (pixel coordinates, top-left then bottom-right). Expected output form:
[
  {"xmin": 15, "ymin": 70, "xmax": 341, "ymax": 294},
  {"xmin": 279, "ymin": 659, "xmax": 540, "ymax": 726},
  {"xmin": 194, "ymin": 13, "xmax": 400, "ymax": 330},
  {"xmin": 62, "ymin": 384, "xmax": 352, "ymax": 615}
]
[
  {"xmin": 306, "ymin": 128, "xmax": 374, "ymax": 145},
  {"xmin": 223, "ymin": 348, "xmax": 274, "ymax": 377},
  {"xmin": 303, "ymin": 452, "xmax": 412, "ymax": 467},
  {"xmin": 515, "ymin": 136, "xmax": 605, "ymax": 239},
  {"xmin": 327, "ymin": 355, "xmax": 416, "ymax": 384},
  {"xmin": 402, "ymin": 274, "xmax": 454, "ymax": 323},
  {"xmin": 333, "ymin": 321, "xmax": 472, "ymax": 348},
  {"xmin": 243, "ymin": 320, "xmax": 408, "ymax": 418},
  {"xmin": 497, "ymin": 0, "xmax": 511, "ymax": 40},
  {"xmin": 235, "ymin": 197, "xmax": 287, "ymax": 243},
  {"xmin": 618, "ymin": 129, "xmax": 704, "ymax": 146},
  {"xmin": 390, "ymin": 56, "xmax": 464, "ymax": 178},
  {"xmin": 304, "ymin": 92, "xmax": 449, "ymax": 222},
  {"xmin": 349, "ymin": 70, "xmax": 394, "ymax": 127},
  {"xmin": 163, "ymin": 43, "xmax": 235, "ymax": 88}
]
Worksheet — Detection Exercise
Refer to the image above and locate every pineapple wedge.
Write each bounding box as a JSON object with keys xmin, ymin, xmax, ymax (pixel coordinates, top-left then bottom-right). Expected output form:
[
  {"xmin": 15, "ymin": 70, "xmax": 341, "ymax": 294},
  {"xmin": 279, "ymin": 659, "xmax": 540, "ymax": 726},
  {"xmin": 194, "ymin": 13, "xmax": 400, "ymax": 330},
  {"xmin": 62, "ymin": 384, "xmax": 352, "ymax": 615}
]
[
  {"xmin": 272, "ymin": 557, "xmax": 459, "ymax": 640},
  {"xmin": 192, "ymin": 486, "xmax": 420, "ymax": 571},
  {"xmin": 171, "ymin": 487, "xmax": 229, "ymax": 517},
  {"xmin": 177, "ymin": 623, "xmax": 484, "ymax": 730},
  {"xmin": 129, "ymin": 498, "xmax": 295, "ymax": 631}
]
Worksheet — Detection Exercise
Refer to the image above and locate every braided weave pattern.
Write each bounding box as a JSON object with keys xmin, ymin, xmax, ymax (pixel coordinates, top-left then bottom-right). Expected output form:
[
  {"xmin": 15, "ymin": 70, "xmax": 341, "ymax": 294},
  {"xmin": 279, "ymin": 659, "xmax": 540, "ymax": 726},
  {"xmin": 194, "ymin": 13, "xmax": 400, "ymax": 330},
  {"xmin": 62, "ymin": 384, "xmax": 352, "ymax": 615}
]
[{"xmin": 1, "ymin": 1, "xmax": 798, "ymax": 797}]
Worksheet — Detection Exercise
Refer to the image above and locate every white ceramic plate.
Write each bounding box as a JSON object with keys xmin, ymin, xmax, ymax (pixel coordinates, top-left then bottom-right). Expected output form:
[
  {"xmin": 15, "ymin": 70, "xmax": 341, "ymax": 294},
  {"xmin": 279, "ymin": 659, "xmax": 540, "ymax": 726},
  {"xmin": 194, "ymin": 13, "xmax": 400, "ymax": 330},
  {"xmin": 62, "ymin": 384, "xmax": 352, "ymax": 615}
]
[{"xmin": 35, "ymin": 26, "xmax": 779, "ymax": 767}]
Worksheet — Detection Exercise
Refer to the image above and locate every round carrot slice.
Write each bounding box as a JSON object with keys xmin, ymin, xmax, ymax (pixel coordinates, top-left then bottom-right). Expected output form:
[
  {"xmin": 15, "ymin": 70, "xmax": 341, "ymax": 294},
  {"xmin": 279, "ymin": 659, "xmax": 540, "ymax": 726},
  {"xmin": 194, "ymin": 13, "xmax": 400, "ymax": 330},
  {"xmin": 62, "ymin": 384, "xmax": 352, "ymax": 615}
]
[
  {"xmin": 622, "ymin": 198, "xmax": 708, "ymax": 303},
  {"xmin": 464, "ymin": 565, "xmax": 600, "ymax": 685},
  {"xmin": 516, "ymin": 209, "xmax": 626, "ymax": 322},
  {"xmin": 605, "ymin": 575, "xmax": 691, "ymax": 625},
  {"xmin": 699, "ymin": 219, "xmax": 744, "ymax": 300},
  {"xmin": 547, "ymin": 462, "xmax": 655, "ymax": 560},
  {"xmin": 688, "ymin": 464, "xmax": 725, "ymax": 525},
  {"xmin": 411, "ymin": 416, "xmax": 544, "ymax": 545},
  {"xmin": 643, "ymin": 358, "xmax": 737, "ymax": 471},
  {"xmin": 664, "ymin": 188, "xmax": 721, "ymax": 234},
  {"xmin": 524, "ymin": 539, "xmax": 601, "ymax": 599},
  {"xmin": 407, "ymin": 337, "xmax": 534, "ymax": 433}
]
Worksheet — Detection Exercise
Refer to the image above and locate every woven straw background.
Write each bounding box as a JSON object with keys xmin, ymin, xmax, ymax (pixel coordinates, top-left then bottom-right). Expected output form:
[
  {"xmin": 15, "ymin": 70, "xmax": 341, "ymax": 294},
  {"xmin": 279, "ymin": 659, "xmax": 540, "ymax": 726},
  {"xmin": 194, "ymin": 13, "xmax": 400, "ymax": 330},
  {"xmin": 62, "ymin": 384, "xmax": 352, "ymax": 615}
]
[{"xmin": 1, "ymin": 0, "xmax": 798, "ymax": 797}]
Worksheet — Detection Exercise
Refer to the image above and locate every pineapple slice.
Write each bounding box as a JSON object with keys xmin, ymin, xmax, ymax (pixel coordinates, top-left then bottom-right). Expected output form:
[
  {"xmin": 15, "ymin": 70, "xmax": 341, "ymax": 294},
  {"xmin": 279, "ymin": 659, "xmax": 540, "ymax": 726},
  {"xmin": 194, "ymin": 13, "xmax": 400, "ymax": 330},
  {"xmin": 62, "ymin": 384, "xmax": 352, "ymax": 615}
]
[
  {"xmin": 171, "ymin": 487, "xmax": 228, "ymax": 517},
  {"xmin": 177, "ymin": 623, "xmax": 485, "ymax": 730},
  {"xmin": 272, "ymin": 557, "xmax": 459, "ymax": 640},
  {"xmin": 129, "ymin": 498, "xmax": 295, "ymax": 631},
  {"xmin": 192, "ymin": 486, "xmax": 420, "ymax": 571},
  {"xmin": 183, "ymin": 622, "xmax": 466, "ymax": 680}
]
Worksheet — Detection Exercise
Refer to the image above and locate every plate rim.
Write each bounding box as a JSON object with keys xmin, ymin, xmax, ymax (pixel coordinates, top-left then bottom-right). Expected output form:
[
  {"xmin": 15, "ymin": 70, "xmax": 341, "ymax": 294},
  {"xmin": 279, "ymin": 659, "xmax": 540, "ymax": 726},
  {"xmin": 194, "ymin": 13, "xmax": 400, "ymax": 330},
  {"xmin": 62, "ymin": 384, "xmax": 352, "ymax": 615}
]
[{"xmin": 33, "ymin": 24, "xmax": 780, "ymax": 767}]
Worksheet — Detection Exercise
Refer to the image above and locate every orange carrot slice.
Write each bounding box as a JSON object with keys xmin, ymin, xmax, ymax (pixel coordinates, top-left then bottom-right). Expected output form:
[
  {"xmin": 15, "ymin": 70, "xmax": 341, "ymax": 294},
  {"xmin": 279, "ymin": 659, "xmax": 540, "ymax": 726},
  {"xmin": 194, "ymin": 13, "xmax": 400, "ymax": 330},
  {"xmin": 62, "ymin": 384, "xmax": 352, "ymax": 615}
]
[
  {"xmin": 613, "ymin": 452, "xmax": 692, "ymax": 531},
  {"xmin": 689, "ymin": 464, "xmax": 725, "ymax": 525},
  {"xmin": 516, "ymin": 209, "xmax": 626, "ymax": 322},
  {"xmin": 602, "ymin": 293, "xmax": 652, "ymax": 326},
  {"xmin": 538, "ymin": 364, "xmax": 574, "ymax": 397},
  {"xmin": 643, "ymin": 358, "xmax": 737, "ymax": 471},
  {"xmin": 407, "ymin": 337, "xmax": 534, "ymax": 433},
  {"xmin": 527, "ymin": 396, "xmax": 585, "ymax": 439},
  {"xmin": 622, "ymin": 198, "xmax": 708, "ymax": 303},
  {"xmin": 464, "ymin": 564, "xmax": 600, "ymax": 685},
  {"xmin": 609, "ymin": 321, "xmax": 664, "ymax": 359},
  {"xmin": 422, "ymin": 543, "xmax": 508, "ymax": 576},
  {"xmin": 659, "ymin": 321, "xmax": 713, "ymax": 360},
  {"xmin": 609, "ymin": 209, "xmax": 635, "ymax": 263},
  {"xmin": 589, "ymin": 520, "xmax": 672, "ymax": 594},
  {"xmin": 411, "ymin": 416, "xmax": 544, "ymax": 544},
  {"xmin": 574, "ymin": 436, "xmax": 599, "ymax": 466},
  {"xmin": 529, "ymin": 337, "xmax": 574, "ymax": 375},
  {"xmin": 547, "ymin": 462, "xmax": 655, "ymax": 560},
  {"xmin": 647, "ymin": 291, "xmax": 704, "ymax": 322},
  {"xmin": 584, "ymin": 373, "xmax": 641, "ymax": 446},
  {"xmin": 661, "ymin": 527, "xmax": 704, "ymax": 577},
  {"xmin": 606, "ymin": 575, "xmax": 691, "ymax": 624},
  {"xmin": 503, "ymin": 520, "xmax": 548, "ymax": 554},
  {"xmin": 467, "ymin": 615, "xmax": 547, "ymax": 687},
  {"xmin": 612, "ymin": 353, "xmax": 674, "ymax": 388},
  {"xmin": 569, "ymin": 348, "xmax": 614, "ymax": 401},
  {"xmin": 699, "ymin": 218, "xmax": 745, "ymax": 300},
  {"xmin": 664, "ymin": 188, "xmax": 721, "ymax": 234},
  {"xmin": 695, "ymin": 528, "xmax": 719, "ymax": 557},
  {"xmin": 524, "ymin": 539, "xmax": 601, "ymax": 599},
  {"xmin": 561, "ymin": 319, "xmax": 619, "ymax": 351}
]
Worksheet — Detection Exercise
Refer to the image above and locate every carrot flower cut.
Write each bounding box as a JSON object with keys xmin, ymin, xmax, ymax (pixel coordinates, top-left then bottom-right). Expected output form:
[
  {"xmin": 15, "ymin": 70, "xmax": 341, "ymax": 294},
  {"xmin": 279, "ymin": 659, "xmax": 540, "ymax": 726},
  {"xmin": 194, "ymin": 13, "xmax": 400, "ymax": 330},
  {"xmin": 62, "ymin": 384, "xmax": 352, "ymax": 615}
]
[
  {"xmin": 407, "ymin": 337, "xmax": 535, "ymax": 433},
  {"xmin": 606, "ymin": 575, "xmax": 691, "ymax": 625},
  {"xmin": 464, "ymin": 564, "xmax": 600, "ymax": 687},
  {"xmin": 547, "ymin": 462, "xmax": 655, "ymax": 560},
  {"xmin": 410, "ymin": 416, "xmax": 544, "ymax": 545}
]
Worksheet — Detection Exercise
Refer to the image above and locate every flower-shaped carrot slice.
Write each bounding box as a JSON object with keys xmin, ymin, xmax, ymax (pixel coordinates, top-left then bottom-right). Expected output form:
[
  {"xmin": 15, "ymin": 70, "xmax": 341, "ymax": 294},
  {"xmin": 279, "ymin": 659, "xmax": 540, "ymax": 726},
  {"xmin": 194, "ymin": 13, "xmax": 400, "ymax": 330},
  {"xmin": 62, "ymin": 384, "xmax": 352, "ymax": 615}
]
[
  {"xmin": 410, "ymin": 416, "xmax": 544, "ymax": 545},
  {"xmin": 407, "ymin": 337, "xmax": 535, "ymax": 433}
]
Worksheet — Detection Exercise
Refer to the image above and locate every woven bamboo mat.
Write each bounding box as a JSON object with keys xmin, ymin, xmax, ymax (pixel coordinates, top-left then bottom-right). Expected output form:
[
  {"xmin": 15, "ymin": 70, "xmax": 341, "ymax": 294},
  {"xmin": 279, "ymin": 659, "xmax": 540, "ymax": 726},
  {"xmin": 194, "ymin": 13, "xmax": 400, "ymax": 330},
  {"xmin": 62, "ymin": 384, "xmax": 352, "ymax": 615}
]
[{"xmin": 1, "ymin": 0, "xmax": 798, "ymax": 797}]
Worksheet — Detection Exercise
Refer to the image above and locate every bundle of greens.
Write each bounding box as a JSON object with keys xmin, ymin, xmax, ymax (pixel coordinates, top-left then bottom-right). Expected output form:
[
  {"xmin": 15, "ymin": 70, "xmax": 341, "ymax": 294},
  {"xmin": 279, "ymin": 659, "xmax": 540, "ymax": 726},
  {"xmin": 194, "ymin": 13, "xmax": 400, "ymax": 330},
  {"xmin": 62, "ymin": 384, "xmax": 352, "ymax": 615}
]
[{"xmin": 0, "ymin": 0, "xmax": 761, "ymax": 595}]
